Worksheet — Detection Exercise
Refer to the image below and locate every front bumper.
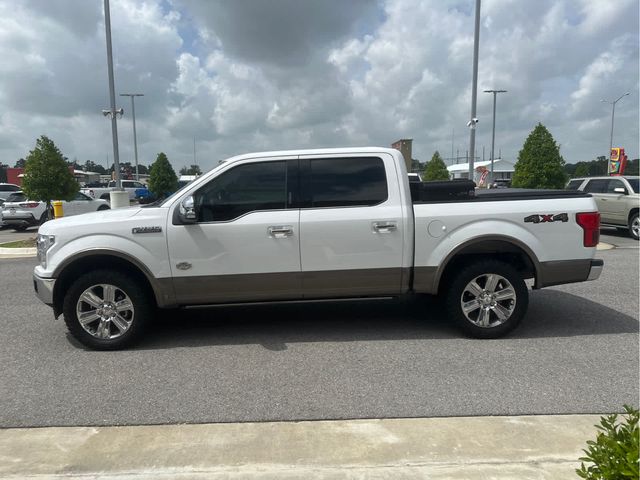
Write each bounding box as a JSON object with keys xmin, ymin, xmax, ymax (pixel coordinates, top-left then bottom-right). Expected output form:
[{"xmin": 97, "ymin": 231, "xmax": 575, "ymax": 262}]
[{"xmin": 33, "ymin": 273, "xmax": 55, "ymax": 306}]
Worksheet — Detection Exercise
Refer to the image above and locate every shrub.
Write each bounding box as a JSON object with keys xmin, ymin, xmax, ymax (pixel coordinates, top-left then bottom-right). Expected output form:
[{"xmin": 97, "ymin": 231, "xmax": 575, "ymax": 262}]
[{"xmin": 577, "ymin": 405, "xmax": 639, "ymax": 479}]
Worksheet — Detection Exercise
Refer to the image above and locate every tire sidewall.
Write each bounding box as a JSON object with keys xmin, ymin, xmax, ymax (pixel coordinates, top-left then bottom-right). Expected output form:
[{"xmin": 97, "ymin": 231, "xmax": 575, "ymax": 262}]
[
  {"xmin": 629, "ymin": 213, "xmax": 639, "ymax": 241},
  {"xmin": 445, "ymin": 260, "xmax": 528, "ymax": 339},
  {"xmin": 62, "ymin": 269, "xmax": 152, "ymax": 350}
]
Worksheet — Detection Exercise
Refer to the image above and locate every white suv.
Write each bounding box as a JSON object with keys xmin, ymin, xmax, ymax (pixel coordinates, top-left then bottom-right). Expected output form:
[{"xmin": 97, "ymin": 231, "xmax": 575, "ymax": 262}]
[
  {"xmin": 567, "ymin": 176, "xmax": 639, "ymax": 240},
  {"xmin": 0, "ymin": 183, "xmax": 21, "ymax": 201}
]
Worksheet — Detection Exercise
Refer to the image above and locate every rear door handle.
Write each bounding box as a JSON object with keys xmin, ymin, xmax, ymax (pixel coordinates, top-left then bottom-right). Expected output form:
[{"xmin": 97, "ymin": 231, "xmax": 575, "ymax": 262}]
[
  {"xmin": 372, "ymin": 221, "xmax": 397, "ymax": 233},
  {"xmin": 268, "ymin": 225, "xmax": 293, "ymax": 238}
]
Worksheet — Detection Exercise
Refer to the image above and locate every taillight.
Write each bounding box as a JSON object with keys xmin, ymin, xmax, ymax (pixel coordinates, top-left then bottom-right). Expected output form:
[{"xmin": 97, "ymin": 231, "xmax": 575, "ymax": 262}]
[
  {"xmin": 19, "ymin": 202, "xmax": 40, "ymax": 208},
  {"xmin": 576, "ymin": 212, "xmax": 600, "ymax": 247}
]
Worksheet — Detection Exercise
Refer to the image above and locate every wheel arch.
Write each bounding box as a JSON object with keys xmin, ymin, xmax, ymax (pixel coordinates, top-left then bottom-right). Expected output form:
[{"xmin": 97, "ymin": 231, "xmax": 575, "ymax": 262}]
[
  {"xmin": 52, "ymin": 250, "xmax": 174, "ymax": 317},
  {"xmin": 628, "ymin": 207, "xmax": 638, "ymax": 222},
  {"xmin": 434, "ymin": 236, "xmax": 540, "ymax": 295}
]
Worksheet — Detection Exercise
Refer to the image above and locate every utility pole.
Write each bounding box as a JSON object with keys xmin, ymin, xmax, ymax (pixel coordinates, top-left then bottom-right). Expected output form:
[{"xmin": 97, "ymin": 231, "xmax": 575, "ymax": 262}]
[
  {"xmin": 601, "ymin": 92, "xmax": 630, "ymax": 161},
  {"xmin": 193, "ymin": 137, "xmax": 197, "ymax": 168},
  {"xmin": 120, "ymin": 93, "xmax": 144, "ymax": 181},
  {"xmin": 451, "ymin": 129, "xmax": 454, "ymax": 165},
  {"xmin": 467, "ymin": 0, "xmax": 481, "ymax": 181},
  {"xmin": 484, "ymin": 89, "xmax": 507, "ymax": 185}
]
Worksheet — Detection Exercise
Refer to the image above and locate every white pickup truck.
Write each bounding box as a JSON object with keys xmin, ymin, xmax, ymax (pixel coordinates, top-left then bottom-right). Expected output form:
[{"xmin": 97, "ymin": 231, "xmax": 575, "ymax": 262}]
[{"xmin": 33, "ymin": 147, "xmax": 603, "ymax": 349}]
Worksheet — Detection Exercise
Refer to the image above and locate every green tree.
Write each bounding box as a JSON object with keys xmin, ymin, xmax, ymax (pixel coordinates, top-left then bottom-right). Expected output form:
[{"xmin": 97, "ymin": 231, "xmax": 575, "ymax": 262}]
[
  {"xmin": 574, "ymin": 163, "xmax": 589, "ymax": 177},
  {"xmin": 512, "ymin": 123, "xmax": 567, "ymax": 189},
  {"xmin": 179, "ymin": 164, "xmax": 202, "ymax": 176},
  {"xmin": 83, "ymin": 160, "xmax": 106, "ymax": 175},
  {"xmin": 148, "ymin": 152, "xmax": 178, "ymax": 198},
  {"xmin": 21, "ymin": 135, "xmax": 79, "ymax": 214},
  {"xmin": 14, "ymin": 158, "xmax": 26, "ymax": 168},
  {"xmin": 423, "ymin": 151, "xmax": 450, "ymax": 181}
]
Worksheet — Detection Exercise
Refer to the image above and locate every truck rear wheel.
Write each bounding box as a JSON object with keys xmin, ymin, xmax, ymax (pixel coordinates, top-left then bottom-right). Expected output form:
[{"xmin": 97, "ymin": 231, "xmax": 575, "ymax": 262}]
[
  {"xmin": 62, "ymin": 269, "xmax": 152, "ymax": 350},
  {"xmin": 445, "ymin": 259, "xmax": 528, "ymax": 339}
]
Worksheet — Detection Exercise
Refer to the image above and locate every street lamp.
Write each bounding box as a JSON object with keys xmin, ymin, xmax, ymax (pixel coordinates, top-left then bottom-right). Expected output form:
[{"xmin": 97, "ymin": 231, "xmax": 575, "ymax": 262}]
[
  {"xmin": 601, "ymin": 92, "xmax": 630, "ymax": 161},
  {"xmin": 120, "ymin": 93, "xmax": 144, "ymax": 180},
  {"xmin": 467, "ymin": 0, "xmax": 482, "ymax": 181},
  {"xmin": 102, "ymin": 0, "xmax": 122, "ymax": 191},
  {"xmin": 484, "ymin": 89, "xmax": 507, "ymax": 185}
]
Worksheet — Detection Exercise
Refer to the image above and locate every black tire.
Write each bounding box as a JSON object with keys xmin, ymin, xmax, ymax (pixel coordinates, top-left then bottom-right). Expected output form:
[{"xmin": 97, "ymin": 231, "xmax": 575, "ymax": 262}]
[
  {"xmin": 12, "ymin": 225, "xmax": 28, "ymax": 232},
  {"xmin": 39, "ymin": 208, "xmax": 53, "ymax": 225},
  {"xmin": 97, "ymin": 205, "xmax": 110, "ymax": 211},
  {"xmin": 62, "ymin": 269, "xmax": 153, "ymax": 350},
  {"xmin": 444, "ymin": 259, "xmax": 528, "ymax": 339},
  {"xmin": 628, "ymin": 213, "xmax": 639, "ymax": 241}
]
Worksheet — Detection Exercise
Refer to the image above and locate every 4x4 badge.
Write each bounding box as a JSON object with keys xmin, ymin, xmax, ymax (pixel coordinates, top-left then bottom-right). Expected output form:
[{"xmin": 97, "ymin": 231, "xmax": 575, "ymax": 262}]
[{"xmin": 524, "ymin": 213, "xmax": 568, "ymax": 224}]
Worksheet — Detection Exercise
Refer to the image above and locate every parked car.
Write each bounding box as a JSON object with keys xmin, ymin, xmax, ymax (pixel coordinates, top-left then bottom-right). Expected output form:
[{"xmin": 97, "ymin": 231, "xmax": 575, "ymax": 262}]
[
  {"xmin": 566, "ymin": 176, "xmax": 639, "ymax": 240},
  {"xmin": 81, "ymin": 180, "xmax": 148, "ymax": 201},
  {"xmin": 0, "ymin": 183, "xmax": 21, "ymax": 201},
  {"xmin": 491, "ymin": 179, "xmax": 511, "ymax": 189},
  {"xmin": 1, "ymin": 191, "xmax": 110, "ymax": 231},
  {"xmin": 33, "ymin": 147, "xmax": 602, "ymax": 349}
]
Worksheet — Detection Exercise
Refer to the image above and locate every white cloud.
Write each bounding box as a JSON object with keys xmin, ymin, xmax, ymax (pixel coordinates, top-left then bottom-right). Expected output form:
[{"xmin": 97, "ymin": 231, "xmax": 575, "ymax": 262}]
[{"xmin": 0, "ymin": 0, "xmax": 637, "ymax": 172}]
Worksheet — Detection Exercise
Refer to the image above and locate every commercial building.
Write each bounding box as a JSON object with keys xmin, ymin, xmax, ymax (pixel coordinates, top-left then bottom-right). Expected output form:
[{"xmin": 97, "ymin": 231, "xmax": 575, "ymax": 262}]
[{"xmin": 447, "ymin": 158, "xmax": 515, "ymax": 185}]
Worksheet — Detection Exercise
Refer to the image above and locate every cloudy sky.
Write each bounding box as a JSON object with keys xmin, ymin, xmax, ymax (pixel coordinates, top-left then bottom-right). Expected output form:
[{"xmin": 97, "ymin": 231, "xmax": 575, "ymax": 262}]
[{"xmin": 0, "ymin": 0, "xmax": 638, "ymax": 171}]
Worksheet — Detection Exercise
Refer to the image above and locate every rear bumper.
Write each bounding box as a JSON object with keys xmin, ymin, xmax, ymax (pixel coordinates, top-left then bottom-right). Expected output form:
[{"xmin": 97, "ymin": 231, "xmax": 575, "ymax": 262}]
[
  {"xmin": 2, "ymin": 214, "xmax": 37, "ymax": 226},
  {"xmin": 587, "ymin": 259, "xmax": 604, "ymax": 281},
  {"xmin": 536, "ymin": 258, "xmax": 604, "ymax": 288},
  {"xmin": 33, "ymin": 272, "xmax": 55, "ymax": 306}
]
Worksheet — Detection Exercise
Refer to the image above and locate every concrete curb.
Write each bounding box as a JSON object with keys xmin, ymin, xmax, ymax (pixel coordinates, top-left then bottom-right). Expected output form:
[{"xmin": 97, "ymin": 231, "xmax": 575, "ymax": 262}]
[
  {"xmin": 0, "ymin": 415, "xmax": 601, "ymax": 479},
  {"xmin": 0, "ymin": 246, "xmax": 37, "ymax": 258}
]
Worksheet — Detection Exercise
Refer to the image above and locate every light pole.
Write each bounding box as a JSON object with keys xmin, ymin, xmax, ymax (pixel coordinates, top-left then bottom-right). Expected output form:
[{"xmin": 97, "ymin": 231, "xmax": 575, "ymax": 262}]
[
  {"xmin": 601, "ymin": 92, "xmax": 630, "ymax": 161},
  {"xmin": 102, "ymin": 0, "xmax": 122, "ymax": 190},
  {"xmin": 120, "ymin": 93, "xmax": 144, "ymax": 180},
  {"xmin": 484, "ymin": 89, "xmax": 507, "ymax": 185},
  {"xmin": 467, "ymin": 0, "xmax": 481, "ymax": 181}
]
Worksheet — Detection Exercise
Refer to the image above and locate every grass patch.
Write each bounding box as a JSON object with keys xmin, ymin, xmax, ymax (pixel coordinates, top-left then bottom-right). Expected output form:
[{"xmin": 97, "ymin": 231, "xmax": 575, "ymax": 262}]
[{"xmin": 0, "ymin": 238, "xmax": 37, "ymax": 248}]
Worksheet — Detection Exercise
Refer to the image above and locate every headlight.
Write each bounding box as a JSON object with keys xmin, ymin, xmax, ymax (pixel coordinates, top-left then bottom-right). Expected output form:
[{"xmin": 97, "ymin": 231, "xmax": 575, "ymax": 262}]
[{"xmin": 36, "ymin": 234, "xmax": 55, "ymax": 268}]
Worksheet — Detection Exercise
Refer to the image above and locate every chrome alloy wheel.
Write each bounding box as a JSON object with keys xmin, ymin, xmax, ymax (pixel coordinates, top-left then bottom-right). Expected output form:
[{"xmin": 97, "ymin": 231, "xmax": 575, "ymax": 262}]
[
  {"xmin": 632, "ymin": 216, "xmax": 640, "ymax": 239},
  {"xmin": 76, "ymin": 284, "xmax": 134, "ymax": 340},
  {"xmin": 460, "ymin": 273, "xmax": 516, "ymax": 328}
]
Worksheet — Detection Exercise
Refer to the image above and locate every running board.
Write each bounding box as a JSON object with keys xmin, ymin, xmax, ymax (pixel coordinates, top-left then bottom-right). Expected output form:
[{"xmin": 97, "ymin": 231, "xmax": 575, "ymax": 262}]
[{"xmin": 183, "ymin": 296, "xmax": 397, "ymax": 309}]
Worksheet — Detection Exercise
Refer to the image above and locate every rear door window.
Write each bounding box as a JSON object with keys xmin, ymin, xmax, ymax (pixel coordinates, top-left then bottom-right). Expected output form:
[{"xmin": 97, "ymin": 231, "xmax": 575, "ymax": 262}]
[
  {"xmin": 307, "ymin": 157, "xmax": 388, "ymax": 208},
  {"xmin": 606, "ymin": 179, "xmax": 625, "ymax": 193},
  {"xmin": 583, "ymin": 179, "xmax": 608, "ymax": 193}
]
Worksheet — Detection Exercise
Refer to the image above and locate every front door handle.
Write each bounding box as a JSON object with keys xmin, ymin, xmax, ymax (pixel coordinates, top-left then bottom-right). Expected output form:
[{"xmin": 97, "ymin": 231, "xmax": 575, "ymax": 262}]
[
  {"xmin": 268, "ymin": 225, "xmax": 293, "ymax": 238},
  {"xmin": 372, "ymin": 221, "xmax": 397, "ymax": 233}
]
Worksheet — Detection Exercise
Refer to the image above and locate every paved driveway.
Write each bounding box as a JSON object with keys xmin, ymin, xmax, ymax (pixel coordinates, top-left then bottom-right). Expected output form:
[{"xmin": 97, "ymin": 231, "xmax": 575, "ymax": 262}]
[{"xmin": 0, "ymin": 247, "xmax": 637, "ymax": 428}]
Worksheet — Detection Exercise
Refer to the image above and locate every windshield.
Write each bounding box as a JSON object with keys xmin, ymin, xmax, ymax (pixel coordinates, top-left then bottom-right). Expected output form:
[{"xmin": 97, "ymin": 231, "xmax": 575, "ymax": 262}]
[{"xmin": 626, "ymin": 178, "xmax": 639, "ymax": 193}]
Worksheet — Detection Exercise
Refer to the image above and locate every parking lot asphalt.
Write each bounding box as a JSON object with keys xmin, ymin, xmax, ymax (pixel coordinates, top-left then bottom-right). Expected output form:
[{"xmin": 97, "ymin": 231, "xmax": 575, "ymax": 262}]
[{"xmin": 0, "ymin": 246, "xmax": 637, "ymax": 428}]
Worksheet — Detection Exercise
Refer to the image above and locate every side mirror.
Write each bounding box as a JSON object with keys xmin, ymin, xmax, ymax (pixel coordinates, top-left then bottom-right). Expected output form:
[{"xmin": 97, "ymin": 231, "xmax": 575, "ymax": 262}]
[
  {"xmin": 178, "ymin": 195, "xmax": 197, "ymax": 223},
  {"xmin": 613, "ymin": 187, "xmax": 627, "ymax": 194}
]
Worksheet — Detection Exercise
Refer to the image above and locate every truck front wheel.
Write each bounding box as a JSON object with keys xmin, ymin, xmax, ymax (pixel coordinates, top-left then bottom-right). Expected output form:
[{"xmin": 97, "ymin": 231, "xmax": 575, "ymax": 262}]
[
  {"xmin": 445, "ymin": 259, "xmax": 528, "ymax": 339},
  {"xmin": 62, "ymin": 269, "xmax": 152, "ymax": 350}
]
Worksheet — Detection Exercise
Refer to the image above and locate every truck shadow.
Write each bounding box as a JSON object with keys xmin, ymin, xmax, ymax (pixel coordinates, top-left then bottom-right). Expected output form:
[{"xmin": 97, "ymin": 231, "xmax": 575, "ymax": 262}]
[{"xmin": 133, "ymin": 289, "xmax": 639, "ymax": 351}]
